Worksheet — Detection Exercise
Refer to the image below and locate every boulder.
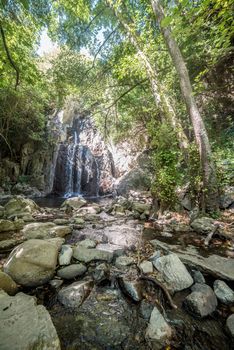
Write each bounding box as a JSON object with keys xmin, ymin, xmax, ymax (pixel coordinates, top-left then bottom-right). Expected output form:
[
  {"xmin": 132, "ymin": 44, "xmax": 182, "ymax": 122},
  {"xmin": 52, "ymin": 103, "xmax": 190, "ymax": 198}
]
[
  {"xmin": 73, "ymin": 246, "xmax": 113, "ymax": 263},
  {"xmin": 191, "ymin": 270, "xmax": 206, "ymax": 284},
  {"xmin": 22, "ymin": 222, "xmax": 71, "ymax": 239},
  {"xmin": 61, "ymin": 196, "xmax": 87, "ymax": 210},
  {"xmin": 115, "ymin": 255, "xmax": 134, "ymax": 269},
  {"xmin": 184, "ymin": 283, "xmax": 217, "ymax": 317},
  {"xmin": 0, "ymin": 239, "xmax": 23, "ymax": 252},
  {"xmin": 77, "ymin": 238, "xmax": 97, "ymax": 249},
  {"xmin": 3, "ymin": 239, "xmax": 59, "ymax": 287},
  {"xmin": 132, "ymin": 202, "xmax": 151, "ymax": 214},
  {"xmin": 96, "ymin": 243, "xmax": 124, "ymax": 257},
  {"xmin": 58, "ymin": 280, "xmax": 93, "ymax": 308},
  {"xmin": 0, "ymin": 271, "xmax": 18, "ymax": 295},
  {"xmin": 190, "ymin": 217, "xmax": 217, "ymax": 234},
  {"xmin": 0, "ymin": 291, "xmax": 60, "ymax": 350},
  {"xmin": 145, "ymin": 307, "xmax": 172, "ymax": 347},
  {"xmin": 0, "ymin": 205, "xmax": 5, "ymax": 218},
  {"xmin": 57, "ymin": 264, "xmax": 87, "ymax": 279},
  {"xmin": 213, "ymin": 280, "xmax": 234, "ymax": 305},
  {"xmin": 53, "ymin": 218, "xmax": 70, "ymax": 225},
  {"xmin": 4, "ymin": 196, "xmax": 40, "ymax": 219},
  {"xmin": 153, "ymin": 253, "xmax": 193, "ymax": 292},
  {"xmin": 59, "ymin": 245, "xmax": 73, "ymax": 265},
  {"xmin": 226, "ymin": 314, "xmax": 234, "ymax": 337},
  {"xmin": 0, "ymin": 219, "xmax": 24, "ymax": 232},
  {"xmin": 220, "ymin": 186, "xmax": 234, "ymax": 209},
  {"xmin": 118, "ymin": 277, "xmax": 143, "ymax": 302}
]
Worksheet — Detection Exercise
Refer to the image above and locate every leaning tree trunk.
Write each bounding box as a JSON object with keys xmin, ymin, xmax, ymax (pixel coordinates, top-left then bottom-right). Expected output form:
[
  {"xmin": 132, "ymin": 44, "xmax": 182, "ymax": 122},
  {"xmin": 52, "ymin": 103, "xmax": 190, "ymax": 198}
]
[
  {"xmin": 105, "ymin": 0, "xmax": 189, "ymax": 159},
  {"xmin": 151, "ymin": 0, "xmax": 218, "ymax": 213}
]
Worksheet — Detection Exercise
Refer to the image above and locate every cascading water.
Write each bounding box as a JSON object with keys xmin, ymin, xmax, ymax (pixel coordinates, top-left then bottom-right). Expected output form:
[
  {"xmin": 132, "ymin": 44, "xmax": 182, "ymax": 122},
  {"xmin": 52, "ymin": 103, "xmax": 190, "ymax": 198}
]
[{"xmin": 52, "ymin": 114, "xmax": 114, "ymax": 198}]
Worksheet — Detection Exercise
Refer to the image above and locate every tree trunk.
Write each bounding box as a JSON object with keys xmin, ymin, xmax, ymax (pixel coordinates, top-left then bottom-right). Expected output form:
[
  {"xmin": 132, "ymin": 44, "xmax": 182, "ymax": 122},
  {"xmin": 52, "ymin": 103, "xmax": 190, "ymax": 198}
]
[
  {"xmin": 151, "ymin": 0, "xmax": 218, "ymax": 213},
  {"xmin": 105, "ymin": 0, "xmax": 189, "ymax": 159}
]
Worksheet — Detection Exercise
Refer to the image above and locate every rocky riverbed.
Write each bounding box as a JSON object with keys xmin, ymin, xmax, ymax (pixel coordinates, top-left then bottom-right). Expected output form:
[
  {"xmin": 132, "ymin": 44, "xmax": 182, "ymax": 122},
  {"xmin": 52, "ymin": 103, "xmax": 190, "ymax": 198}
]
[{"xmin": 0, "ymin": 193, "xmax": 234, "ymax": 350}]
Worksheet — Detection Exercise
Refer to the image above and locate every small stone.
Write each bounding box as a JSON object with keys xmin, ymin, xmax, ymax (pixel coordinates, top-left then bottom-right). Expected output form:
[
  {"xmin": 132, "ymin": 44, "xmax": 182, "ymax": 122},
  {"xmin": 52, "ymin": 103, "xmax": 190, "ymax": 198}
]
[
  {"xmin": 153, "ymin": 253, "xmax": 193, "ymax": 292},
  {"xmin": 226, "ymin": 314, "xmax": 234, "ymax": 337},
  {"xmin": 149, "ymin": 250, "xmax": 161, "ymax": 262},
  {"xmin": 139, "ymin": 261, "xmax": 153, "ymax": 274},
  {"xmin": 50, "ymin": 225, "xmax": 72, "ymax": 238},
  {"xmin": 213, "ymin": 280, "xmax": 234, "ymax": 305},
  {"xmin": 0, "ymin": 271, "xmax": 18, "ymax": 295},
  {"xmin": 145, "ymin": 307, "xmax": 172, "ymax": 345},
  {"xmin": 92, "ymin": 263, "xmax": 109, "ymax": 282},
  {"xmin": 191, "ymin": 270, "xmax": 206, "ymax": 284},
  {"xmin": 77, "ymin": 239, "xmax": 96, "ymax": 249},
  {"xmin": 96, "ymin": 243, "xmax": 124, "ymax": 257},
  {"xmin": 59, "ymin": 245, "xmax": 73, "ymax": 265},
  {"xmin": 61, "ymin": 196, "xmax": 87, "ymax": 210},
  {"xmin": 57, "ymin": 264, "xmax": 87, "ymax": 279},
  {"xmin": 119, "ymin": 278, "xmax": 143, "ymax": 301},
  {"xmin": 53, "ymin": 218, "xmax": 70, "ymax": 225},
  {"xmin": 73, "ymin": 246, "xmax": 113, "ymax": 263},
  {"xmin": 184, "ymin": 283, "xmax": 217, "ymax": 317},
  {"xmin": 58, "ymin": 280, "xmax": 93, "ymax": 308},
  {"xmin": 0, "ymin": 219, "xmax": 15, "ymax": 232},
  {"xmin": 49, "ymin": 279, "xmax": 63, "ymax": 289},
  {"xmin": 191, "ymin": 217, "xmax": 216, "ymax": 235},
  {"xmin": 139, "ymin": 300, "xmax": 154, "ymax": 320},
  {"xmin": 115, "ymin": 255, "xmax": 134, "ymax": 269}
]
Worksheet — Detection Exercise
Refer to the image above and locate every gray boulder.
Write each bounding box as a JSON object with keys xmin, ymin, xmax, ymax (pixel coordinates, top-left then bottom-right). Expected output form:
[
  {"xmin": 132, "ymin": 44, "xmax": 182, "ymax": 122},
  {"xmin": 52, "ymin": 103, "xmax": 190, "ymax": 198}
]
[
  {"xmin": 73, "ymin": 246, "xmax": 113, "ymax": 263},
  {"xmin": 115, "ymin": 255, "xmax": 134, "ymax": 269},
  {"xmin": 22, "ymin": 222, "xmax": 71, "ymax": 239},
  {"xmin": 118, "ymin": 277, "xmax": 143, "ymax": 302},
  {"xmin": 61, "ymin": 196, "xmax": 87, "ymax": 210},
  {"xmin": 58, "ymin": 280, "xmax": 93, "ymax": 308},
  {"xmin": 190, "ymin": 217, "xmax": 217, "ymax": 234},
  {"xmin": 59, "ymin": 245, "xmax": 73, "ymax": 265},
  {"xmin": 153, "ymin": 253, "xmax": 193, "ymax": 292},
  {"xmin": 3, "ymin": 239, "xmax": 59, "ymax": 287},
  {"xmin": 226, "ymin": 314, "xmax": 234, "ymax": 337},
  {"xmin": 77, "ymin": 238, "xmax": 97, "ymax": 249},
  {"xmin": 57, "ymin": 264, "xmax": 87, "ymax": 279},
  {"xmin": 145, "ymin": 307, "xmax": 172, "ymax": 347},
  {"xmin": 0, "ymin": 219, "xmax": 24, "ymax": 232},
  {"xmin": 184, "ymin": 283, "xmax": 217, "ymax": 317},
  {"xmin": 213, "ymin": 280, "xmax": 234, "ymax": 305},
  {"xmin": 0, "ymin": 291, "xmax": 60, "ymax": 350},
  {"xmin": 139, "ymin": 260, "xmax": 153, "ymax": 274}
]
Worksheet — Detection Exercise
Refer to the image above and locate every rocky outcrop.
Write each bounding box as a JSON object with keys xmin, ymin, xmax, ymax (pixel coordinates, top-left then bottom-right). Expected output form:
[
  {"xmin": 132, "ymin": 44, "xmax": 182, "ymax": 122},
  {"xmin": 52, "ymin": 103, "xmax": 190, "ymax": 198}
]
[
  {"xmin": 4, "ymin": 196, "xmax": 40, "ymax": 219},
  {"xmin": 0, "ymin": 291, "xmax": 60, "ymax": 350},
  {"xmin": 3, "ymin": 239, "xmax": 59, "ymax": 287}
]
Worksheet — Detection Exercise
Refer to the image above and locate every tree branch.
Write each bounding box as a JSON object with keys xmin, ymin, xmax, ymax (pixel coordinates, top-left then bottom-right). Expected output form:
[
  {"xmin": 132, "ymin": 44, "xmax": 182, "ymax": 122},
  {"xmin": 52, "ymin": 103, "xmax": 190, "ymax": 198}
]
[{"xmin": 0, "ymin": 23, "xmax": 20, "ymax": 90}]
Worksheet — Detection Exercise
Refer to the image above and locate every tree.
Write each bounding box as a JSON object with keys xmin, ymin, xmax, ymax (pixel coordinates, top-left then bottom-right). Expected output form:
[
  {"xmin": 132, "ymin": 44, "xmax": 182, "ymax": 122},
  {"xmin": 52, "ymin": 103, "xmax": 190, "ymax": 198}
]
[{"xmin": 150, "ymin": 0, "xmax": 219, "ymax": 213}]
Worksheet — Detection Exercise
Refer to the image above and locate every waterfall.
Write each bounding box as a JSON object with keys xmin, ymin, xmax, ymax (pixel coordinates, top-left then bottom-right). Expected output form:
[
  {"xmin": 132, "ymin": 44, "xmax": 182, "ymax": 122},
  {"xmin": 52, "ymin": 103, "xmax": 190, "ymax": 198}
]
[{"xmin": 52, "ymin": 114, "xmax": 109, "ymax": 198}]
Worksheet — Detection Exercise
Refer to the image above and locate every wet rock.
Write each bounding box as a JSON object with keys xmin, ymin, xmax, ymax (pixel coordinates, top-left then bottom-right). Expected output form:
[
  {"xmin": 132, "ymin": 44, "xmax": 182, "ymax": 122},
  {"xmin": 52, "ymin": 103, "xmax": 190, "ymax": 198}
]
[
  {"xmin": 50, "ymin": 225, "xmax": 72, "ymax": 237},
  {"xmin": 213, "ymin": 280, "xmax": 234, "ymax": 305},
  {"xmin": 226, "ymin": 314, "xmax": 234, "ymax": 337},
  {"xmin": 49, "ymin": 279, "xmax": 63, "ymax": 289},
  {"xmin": 73, "ymin": 246, "xmax": 113, "ymax": 263},
  {"xmin": 139, "ymin": 260, "xmax": 153, "ymax": 274},
  {"xmin": 3, "ymin": 239, "xmax": 59, "ymax": 287},
  {"xmin": 59, "ymin": 244, "xmax": 73, "ymax": 265},
  {"xmin": 191, "ymin": 269, "xmax": 206, "ymax": 284},
  {"xmin": 53, "ymin": 287, "xmax": 147, "ymax": 349},
  {"xmin": 0, "ymin": 205, "xmax": 5, "ymax": 218},
  {"xmin": 0, "ymin": 239, "xmax": 22, "ymax": 252},
  {"xmin": 0, "ymin": 271, "xmax": 18, "ymax": 295},
  {"xmin": 77, "ymin": 238, "xmax": 97, "ymax": 248},
  {"xmin": 96, "ymin": 243, "xmax": 125, "ymax": 257},
  {"xmin": 153, "ymin": 253, "xmax": 193, "ymax": 292},
  {"xmin": 53, "ymin": 218, "xmax": 70, "ymax": 225},
  {"xmin": 72, "ymin": 217, "xmax": 85, "ymax": 229},
  {"xmin": 139, "ymin": 300, "xmax": 154, "ymax": 320},
  {"xmin": 190, "ymin": 217, "xmax": 216, "ymax": 234},
  {"xmin": 46, "ymin": 237, "xmax": 65, "ymax": 250},
  {"xmin": 92, "ymin": 263, "xmax": 109, "ymax": 282},
  {"xmin": 149, "ymin": 250, "xmax": 161, "ymax": 262},
  {"xmin": 58, "ymin": 280, "xmax": 93, "ymax": 308},
  {"xmin": 119, "ymin": 277, "xmax": 143, "ymax": 302},
  {"xmin": 61, "ymin": 196, "xmax": 87, "ymax": 210},
  {"xmin": 0, "ymin": 290, "xmax": 60, "ymax": 350},
  {"xmin": 0, "ymin": 218, "xmax": 24, "ymax": 232},
  {"xmin": 103, "ymin": 223, "xmax": 141, "ymax": 247},
  {"xmin": 184, "ymin": 283, "xmax": 217, "ymax": 317},
  {"xmin": 145, "ymin": 307, "xmax": 172, "ymax": 347},
  {"xmin": 57, "ymin": 264, "xmax": 87, "ymax": 279},
  {"xmin": 22, "ymin": 222, "xmax": 71, "ymax": 239},
  {"xmin": 4, "ymin": 196, "xmax": 40, "ymax": 219},
  {"xmin": 115, "ymin": 255, "xmax": 134, "ymax": 269}
]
